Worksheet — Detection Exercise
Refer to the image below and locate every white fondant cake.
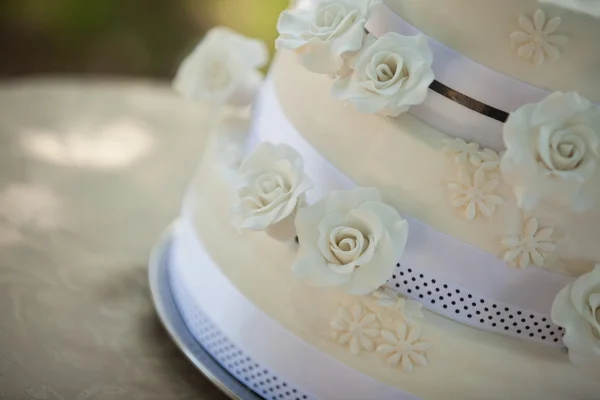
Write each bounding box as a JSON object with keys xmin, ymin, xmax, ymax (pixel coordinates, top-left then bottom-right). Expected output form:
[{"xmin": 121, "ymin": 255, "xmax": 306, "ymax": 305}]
[{"xmin": 166, "ymin": 1, "xmax": 600, "ymax": 399}]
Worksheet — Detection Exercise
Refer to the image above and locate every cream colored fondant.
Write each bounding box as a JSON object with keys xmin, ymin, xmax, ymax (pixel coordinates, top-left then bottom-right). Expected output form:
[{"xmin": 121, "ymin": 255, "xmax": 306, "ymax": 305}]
[
  {"xmin": 270, "ymin": 50, "xmax": 597, "ymax": 276},
  {"xmin": 186, "ymin": 137, "xmax": 600, "ymax": 399},
  {"xmin": 387, "ymin": 0, "xmax": 600, "ymax": 103}
]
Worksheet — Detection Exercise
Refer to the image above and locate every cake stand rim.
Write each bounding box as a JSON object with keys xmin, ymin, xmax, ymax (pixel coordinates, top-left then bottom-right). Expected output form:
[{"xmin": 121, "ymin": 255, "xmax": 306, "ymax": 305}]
[{"xmin": 147, "ymin": 222, "xmax": 263, "ymax": 400}]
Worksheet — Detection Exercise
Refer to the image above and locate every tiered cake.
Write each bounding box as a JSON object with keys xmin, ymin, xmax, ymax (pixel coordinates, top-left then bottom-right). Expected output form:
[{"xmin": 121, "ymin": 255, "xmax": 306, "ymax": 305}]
[{"xmin": 167, "ymin": 1, "xmax": 600, "ymax": 398}]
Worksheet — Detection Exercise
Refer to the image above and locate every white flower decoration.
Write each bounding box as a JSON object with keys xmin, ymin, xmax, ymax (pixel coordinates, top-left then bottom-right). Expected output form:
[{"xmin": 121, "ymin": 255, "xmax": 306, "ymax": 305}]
[
  {"xmin": 293, "ymin": 187, "xmax": 409, "ymax": 295},
  {"xmin": 331, "ymin": 33, "xmax": 434, "ymax": 117},
  {"xmin": 501, "ymin": 92, "xmax": 600, "ymax": 212},
  {"xmin": 510, "ymin": 9, "xmax": 568, "ymax": 65},
  {"xmin": 448, "ymin": 169, "xmax": 504, "ymax": 220},
  {"xmin": 373, "ymin": 287, "xmax": 424, "ymax": 321},
  {"xmin": 501, "ymin": 217, "xmax": 556, "ymax": 269},
  {"xmin": 376, "ymin": 322, "xmax": 432, "ymax": 373},
  {"xmin": 551, "ymin": 264, "xmax": 600, "ymax": 379},
  {"xmin": 330, "ymin": 304, "xmax": 380, "ymax": 355},
  {"xmin": 539, "ymin": 0, "xmax": 600, "ymax": 18},
  {"xmin": 442, "ymin": 138, "xmax": 501, "ymax": 171},
  {"xmin": 276, "ymin": 0, "xmax": 379, "ymax": 74},
  {"xmin": 231, "ymin": 142, "xmax": 313, "ymax": 241},
  {"xmin": 173, "ymin": 27, "xmax": 268, "ymax": 106}
]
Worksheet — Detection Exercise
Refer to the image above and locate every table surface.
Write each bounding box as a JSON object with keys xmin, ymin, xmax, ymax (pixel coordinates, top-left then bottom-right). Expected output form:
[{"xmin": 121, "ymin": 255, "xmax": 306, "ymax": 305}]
[{"xmin": 0, "ymin": 78, "xmax": 229, "ymax": 400}]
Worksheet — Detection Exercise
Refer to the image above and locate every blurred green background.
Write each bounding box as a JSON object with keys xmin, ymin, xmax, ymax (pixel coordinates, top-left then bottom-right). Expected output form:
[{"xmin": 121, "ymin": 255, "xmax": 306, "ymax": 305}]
[{"xmin": 0, "ymin": 0, "xmax": 289, "ymax": 78}]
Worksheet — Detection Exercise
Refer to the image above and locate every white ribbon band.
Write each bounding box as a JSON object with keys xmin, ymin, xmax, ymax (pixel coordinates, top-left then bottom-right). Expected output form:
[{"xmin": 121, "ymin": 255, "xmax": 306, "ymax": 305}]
[{"xmin": 248, "ymin": 78, "xmax": 569, "ymax": 346}]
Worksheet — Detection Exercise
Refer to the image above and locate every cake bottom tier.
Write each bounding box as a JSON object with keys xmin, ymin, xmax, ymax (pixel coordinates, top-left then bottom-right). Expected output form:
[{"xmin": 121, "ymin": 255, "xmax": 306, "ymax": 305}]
[{"xmin": 167, "ymin": 136, "xmax": 599, "ymax": 400}]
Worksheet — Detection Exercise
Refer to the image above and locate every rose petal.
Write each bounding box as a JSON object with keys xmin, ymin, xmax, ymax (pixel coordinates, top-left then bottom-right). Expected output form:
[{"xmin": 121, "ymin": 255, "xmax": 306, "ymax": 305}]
[
  {"xmin": 355, "ymin": 201, "xmax": 408, "ymax": 260},
  {"xmin": 570, "ymin": 265, "xmax": 600, "ymax": 316},
  {"xmin": 292, "ymin": 252, "xmax": 353, "ymax": 287}
]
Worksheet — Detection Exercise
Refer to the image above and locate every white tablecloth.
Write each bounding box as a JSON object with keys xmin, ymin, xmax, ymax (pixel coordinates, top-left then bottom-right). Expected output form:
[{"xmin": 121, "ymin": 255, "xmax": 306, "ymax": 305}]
[{"xmin": 0, "ymin": 78, "xmax": 227, "ymax": 400}]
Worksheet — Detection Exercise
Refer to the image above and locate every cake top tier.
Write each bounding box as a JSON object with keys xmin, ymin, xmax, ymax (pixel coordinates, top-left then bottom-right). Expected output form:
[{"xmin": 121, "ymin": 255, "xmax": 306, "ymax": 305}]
[
  {"xmin": 289, "ymin": 0, "xmax": 600, "ymax": 148},
  {"xmin": 384, "ymin": 0, "xmax": 600, "ymax": 102}
]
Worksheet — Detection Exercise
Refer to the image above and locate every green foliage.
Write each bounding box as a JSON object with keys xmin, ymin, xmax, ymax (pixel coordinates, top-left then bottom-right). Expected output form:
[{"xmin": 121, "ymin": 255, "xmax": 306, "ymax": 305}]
[{"xmin": 0, "ymin": 0, "xmax": 288, "ymax": 77}]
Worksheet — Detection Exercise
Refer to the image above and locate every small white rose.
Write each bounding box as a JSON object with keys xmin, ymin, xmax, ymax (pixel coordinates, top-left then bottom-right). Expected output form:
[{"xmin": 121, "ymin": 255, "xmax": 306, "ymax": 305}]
[
  {"xmin": 501, "ymin": 92, "xmax": 600, "ymax": 211},
  {"xmin": 276, "ymin": 0, "xmax": 379, "ymax": 74},
  {"xmin": 293, "ymin": 187, "xmax": 408, "ymax": 295},
  {"xmin": 332, "ymin": 33, "xmax": 434, "ymax": 117},
  {"xmin": 539, "ymin": 0, "xmax": 600, "ymax": 18},
  {"xmin": 551, "ymin": 264, "xmax": 600, "ymax": 379},
  {"xmin": 231, "ymin": 142, "xmax": 313, "ymax": 241},
  {"xmin": 173, "ymin": 27, "xmax": 268, "ymax": 107}
]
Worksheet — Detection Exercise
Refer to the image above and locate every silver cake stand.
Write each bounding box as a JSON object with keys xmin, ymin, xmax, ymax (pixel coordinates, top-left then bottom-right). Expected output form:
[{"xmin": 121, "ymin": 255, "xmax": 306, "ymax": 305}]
[{"xmin": 148, "ymin": 225, "xmax": 263, "ymax": 400}]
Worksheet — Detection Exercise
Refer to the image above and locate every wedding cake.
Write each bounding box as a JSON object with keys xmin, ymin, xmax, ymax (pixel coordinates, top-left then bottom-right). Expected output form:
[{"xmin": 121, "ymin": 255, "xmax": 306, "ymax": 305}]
[{"xmin": 166, "ymin": 0, "xmax": 600, "ymax": 398}]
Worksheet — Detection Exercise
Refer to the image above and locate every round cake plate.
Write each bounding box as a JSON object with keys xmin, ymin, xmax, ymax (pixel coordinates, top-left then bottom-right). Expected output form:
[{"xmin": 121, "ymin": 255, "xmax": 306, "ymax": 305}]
[{"xmin": 148, "ymin": 224, "xmax": 263, "ymax": 400}]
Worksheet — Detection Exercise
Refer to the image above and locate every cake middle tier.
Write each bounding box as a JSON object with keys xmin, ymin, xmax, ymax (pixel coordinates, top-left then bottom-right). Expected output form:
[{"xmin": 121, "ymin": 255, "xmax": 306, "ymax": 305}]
[{"xmin": 260, "ymin": 50, "xmax": 599, "ymax": 279}]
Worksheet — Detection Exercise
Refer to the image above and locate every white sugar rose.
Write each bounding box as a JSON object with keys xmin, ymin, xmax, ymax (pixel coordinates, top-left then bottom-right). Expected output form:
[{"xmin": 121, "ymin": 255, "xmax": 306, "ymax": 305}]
[
  {"xmin": 231, "ymin": 142, "xmax": 313, "ymax": 241},
  {"xmin": 276, "ymin": 0, "xmax": 379, "ymax": 74},
  {"xmin": 332, "ymin": 33, "xmax": 434, "ymax": 117},
  {"xmin": 551, "ymin": 264, "xmax": 600, "ymax": 379},
  {"xmin": 293, "ymin": 187, "xmax": 408, "ymax": 295},
  {"xmin": 501, "ymin": 92, "xmax": 600, "ymax": 211},
  {"xmin": 173, "ymin": 27, "xmax": 268, "ymax": 107},
  {"xmin": 539, "ymin": 0, "xmax": 600, "ymax": 18}
]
